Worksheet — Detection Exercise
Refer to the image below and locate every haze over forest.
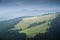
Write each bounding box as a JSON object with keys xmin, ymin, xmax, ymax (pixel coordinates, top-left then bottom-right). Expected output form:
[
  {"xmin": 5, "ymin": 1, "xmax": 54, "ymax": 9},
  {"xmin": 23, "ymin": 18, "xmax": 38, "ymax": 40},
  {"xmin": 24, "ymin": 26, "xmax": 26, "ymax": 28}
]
[{"xmin": 0, "ymin": 0, "xmax": 60, "ymax": 40}]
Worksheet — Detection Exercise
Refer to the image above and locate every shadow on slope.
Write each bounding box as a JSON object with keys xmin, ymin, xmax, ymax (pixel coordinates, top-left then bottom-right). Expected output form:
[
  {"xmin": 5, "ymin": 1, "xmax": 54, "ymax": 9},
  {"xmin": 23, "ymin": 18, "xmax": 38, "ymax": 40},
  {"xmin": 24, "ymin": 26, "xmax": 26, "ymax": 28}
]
[
  {"xmin": 27, "ymin": 14, "xmax": 60, "ymax": 40},
  {"xmin": 27, "ymin": 21, "xmax": 46, "ymax": 28},
  {"xmin": 0, "ymin": 30, "xmax": 26, "ymax": 40},
  {"xmin": 0, "ymin": 17, "xmax": 27, "ymax": 40},
  {"xmin": 46, "ymin": 13, "xmax": 60, "ymax": 40},
  {"xmin": 0, "ymin": 17, "xmax": 22, "ymax": 32}
]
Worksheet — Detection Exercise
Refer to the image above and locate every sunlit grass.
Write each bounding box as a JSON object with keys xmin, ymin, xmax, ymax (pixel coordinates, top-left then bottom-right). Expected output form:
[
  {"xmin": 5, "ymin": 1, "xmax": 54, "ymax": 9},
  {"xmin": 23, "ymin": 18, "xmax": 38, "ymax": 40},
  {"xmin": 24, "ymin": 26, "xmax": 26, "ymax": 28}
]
[
  {"xmin": 12, "ymin": 13, "xmax": 57, "ymax": 38},
  {"xmin": 20, "ymin": 23, "xmax": 49, "ymax": 38},
  {"xmin": 14, "ymin": 14, "xmax": 56, "ymax": 30}
]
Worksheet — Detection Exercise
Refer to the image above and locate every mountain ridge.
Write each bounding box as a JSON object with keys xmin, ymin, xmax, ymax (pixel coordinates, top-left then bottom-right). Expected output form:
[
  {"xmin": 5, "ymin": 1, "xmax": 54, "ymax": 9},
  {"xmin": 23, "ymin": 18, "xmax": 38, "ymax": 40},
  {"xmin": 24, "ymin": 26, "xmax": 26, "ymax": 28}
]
[{"xmin": 0, "ymin": 12, "xmax": 60, "ymax": 40}]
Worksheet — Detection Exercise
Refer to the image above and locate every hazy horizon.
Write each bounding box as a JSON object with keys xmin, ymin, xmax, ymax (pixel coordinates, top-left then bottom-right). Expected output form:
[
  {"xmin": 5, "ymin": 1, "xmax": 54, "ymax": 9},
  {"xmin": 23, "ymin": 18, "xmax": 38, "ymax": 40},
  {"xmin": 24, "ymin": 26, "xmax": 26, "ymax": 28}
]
[{"xmin": 0, "ymin": 0, "xmax": 60, "ymax": 21}]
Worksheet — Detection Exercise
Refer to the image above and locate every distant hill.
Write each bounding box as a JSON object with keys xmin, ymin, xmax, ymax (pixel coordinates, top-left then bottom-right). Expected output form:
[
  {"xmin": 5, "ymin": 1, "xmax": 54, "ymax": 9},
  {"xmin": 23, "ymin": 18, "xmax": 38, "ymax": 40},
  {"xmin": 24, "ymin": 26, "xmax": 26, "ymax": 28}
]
[{"xmin": 0, "ymin": 12, "xmax": 60, "ymax": 40}]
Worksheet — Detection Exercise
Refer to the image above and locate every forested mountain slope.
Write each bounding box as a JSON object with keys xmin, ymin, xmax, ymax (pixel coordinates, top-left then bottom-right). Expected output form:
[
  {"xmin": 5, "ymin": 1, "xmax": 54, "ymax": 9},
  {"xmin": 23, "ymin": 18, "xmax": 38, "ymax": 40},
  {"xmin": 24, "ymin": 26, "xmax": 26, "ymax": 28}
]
[{"xmin": 0, "ymin": 12, "xmax": 60, "ymax": 40}]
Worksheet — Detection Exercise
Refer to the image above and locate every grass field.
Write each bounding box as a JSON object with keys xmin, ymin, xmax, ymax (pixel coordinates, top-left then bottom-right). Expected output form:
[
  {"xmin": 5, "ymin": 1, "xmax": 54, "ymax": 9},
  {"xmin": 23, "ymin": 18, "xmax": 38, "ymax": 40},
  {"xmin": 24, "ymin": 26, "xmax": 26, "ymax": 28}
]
[
  {"xmin": 0, "ymin": 13, "xmax": 60, "ymax": 40},
  {"xmin": 11, "ymin": 13, "xmax": 57, "ymax": 38}
]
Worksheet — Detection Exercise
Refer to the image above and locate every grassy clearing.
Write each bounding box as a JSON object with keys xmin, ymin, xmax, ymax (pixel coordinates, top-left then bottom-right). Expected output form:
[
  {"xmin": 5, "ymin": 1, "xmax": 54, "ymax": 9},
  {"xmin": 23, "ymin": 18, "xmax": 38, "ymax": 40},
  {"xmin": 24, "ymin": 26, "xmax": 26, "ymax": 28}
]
[{"xmin": 12, "ymin": 13, "xmax": 57, "ymax": 38}]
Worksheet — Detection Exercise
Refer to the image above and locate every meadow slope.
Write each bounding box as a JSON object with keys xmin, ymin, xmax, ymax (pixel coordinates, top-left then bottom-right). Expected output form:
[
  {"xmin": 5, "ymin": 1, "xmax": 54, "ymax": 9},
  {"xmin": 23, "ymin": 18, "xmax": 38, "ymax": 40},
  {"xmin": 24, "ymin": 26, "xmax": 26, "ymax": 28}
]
[{"xmin": 0, "ymin": 12, "xmax": 60, "ymax": 40}]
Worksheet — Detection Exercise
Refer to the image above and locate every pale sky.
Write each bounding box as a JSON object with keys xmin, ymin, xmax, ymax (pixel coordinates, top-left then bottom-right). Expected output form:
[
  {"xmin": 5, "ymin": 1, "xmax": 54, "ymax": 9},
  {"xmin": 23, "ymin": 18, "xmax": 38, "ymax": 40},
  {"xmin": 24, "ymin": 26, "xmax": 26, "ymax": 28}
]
[{"xmin": 0, "ymin": 0, "xmax": 60, "ymax": 21}]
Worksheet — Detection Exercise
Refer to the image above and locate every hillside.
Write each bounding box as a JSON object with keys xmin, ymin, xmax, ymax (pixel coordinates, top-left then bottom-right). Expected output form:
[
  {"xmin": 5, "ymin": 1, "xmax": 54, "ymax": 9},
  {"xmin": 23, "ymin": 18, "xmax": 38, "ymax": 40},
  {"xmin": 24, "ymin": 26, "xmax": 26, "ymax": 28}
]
[
  {"xmin": 0, "ymin": 12, "xmax": 60, "ymax": 40},
  {"xmin": 14, "ymin": 13, "xmax": 57, "ymax": 37}
]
